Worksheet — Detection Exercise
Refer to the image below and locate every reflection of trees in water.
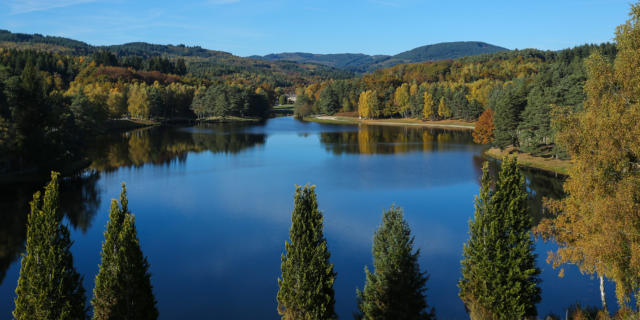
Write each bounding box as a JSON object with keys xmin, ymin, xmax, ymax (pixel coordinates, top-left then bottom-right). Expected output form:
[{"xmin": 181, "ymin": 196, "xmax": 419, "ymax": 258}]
[
  {"xmin": 0, "ymin": 171, "xmax": 101, "ymax": 286},
  {"xmin": 89, "ymin": 124, "xmax": 266, "ymax": 171},
  {"xmin": 320, "ymin": 125, "xmax": 476, "ymax": 155},
  {"xmin": 484, "ymin": 158, "xmax": 565, "ymax": 225}
]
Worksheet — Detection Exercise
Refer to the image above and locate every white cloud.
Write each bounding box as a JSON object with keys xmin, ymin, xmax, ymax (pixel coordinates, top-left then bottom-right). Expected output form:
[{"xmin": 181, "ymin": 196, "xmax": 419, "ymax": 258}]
[{"xmin": 6, "ymin": 0, "xmax": 99, "ymax": 14}]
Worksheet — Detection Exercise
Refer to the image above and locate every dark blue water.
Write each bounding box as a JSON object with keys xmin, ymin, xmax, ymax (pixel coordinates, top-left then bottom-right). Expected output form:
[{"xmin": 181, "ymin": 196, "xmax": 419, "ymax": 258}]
[{"xmin": 0, "ymin": 116, "xmax": 615, "ymax": 319}]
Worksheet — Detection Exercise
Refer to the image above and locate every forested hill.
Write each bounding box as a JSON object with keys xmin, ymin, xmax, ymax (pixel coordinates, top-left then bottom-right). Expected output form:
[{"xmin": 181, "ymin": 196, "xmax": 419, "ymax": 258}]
[
  {"xmin": 251, "ymin": 41, "xmax": 509, "ymax": 73},
  {"xmin": 0, "ymin": 29, "xmax": 353, "ymax": 84}
]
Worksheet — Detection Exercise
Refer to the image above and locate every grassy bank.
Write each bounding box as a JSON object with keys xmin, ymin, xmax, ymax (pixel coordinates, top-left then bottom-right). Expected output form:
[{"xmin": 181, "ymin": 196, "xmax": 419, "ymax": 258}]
[
  {"xmin": 271, "ymin": 104, "xmax": 295, "ymax": 117},
  {"xmin": 485, "ymin": 147, "xmax": 571, "ymax": 176},
  {"xmin": 304, "ymin": 115, "xmax": 475, "ymax": 130},
  {"xmin": 197, "ymin": 116, "xmax": 263, "ymax": 123}
]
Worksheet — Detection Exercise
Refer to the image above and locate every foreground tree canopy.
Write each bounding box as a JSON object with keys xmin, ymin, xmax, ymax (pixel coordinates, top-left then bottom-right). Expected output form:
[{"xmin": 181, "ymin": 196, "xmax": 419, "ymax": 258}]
[
  {"xmin": 277, "ymin": 185, "xmax": 336, "ymax": 320},
  {"xmin": 13, "ymin": 172, "xmax": 87, "ymax": 320},
  {"xmin": 356, "ymin": 205, "xmax": 435, "ymax": 320},
  {"xmin": 536, "ymin": 2, "xmax": 640, "ymax": 309},
  {"xmin": 92, "ymin": 183, "xmax": 158, "ymax": 320},
  {"xmin": 459, "ymin": 159, "xmax": 541, "ymax": 319}
]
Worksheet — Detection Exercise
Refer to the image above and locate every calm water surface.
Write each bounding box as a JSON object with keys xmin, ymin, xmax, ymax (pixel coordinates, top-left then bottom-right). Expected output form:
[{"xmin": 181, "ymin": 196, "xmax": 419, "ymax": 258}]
[{"xmin": 0, "ymin": 116, "xmax": 615, "ymax": 319}]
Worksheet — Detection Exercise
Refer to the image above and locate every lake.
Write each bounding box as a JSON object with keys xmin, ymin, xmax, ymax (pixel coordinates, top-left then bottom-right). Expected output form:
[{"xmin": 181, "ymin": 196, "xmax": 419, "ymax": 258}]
[{"xmin": 0, "ymin": 116, "xmax": 615, "ymax": 319}]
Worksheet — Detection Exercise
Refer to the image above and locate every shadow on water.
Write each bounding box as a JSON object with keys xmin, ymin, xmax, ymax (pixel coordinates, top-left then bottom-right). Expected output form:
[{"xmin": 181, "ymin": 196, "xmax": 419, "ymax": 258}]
[
  {"xmin": 485, "ymin": 157, "xmax": 566, "ymax": 225},
  {"xmin": 0, "ymin": 122, "xmax": 267, "ymax": 287},
  {"xmin": 0, "ymin": 171, "xmax": 101, "ymax": 287}
]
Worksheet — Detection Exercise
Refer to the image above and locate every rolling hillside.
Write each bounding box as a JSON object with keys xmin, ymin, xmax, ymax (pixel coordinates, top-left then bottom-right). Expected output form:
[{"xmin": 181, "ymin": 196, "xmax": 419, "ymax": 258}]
[
  {"xmin": 0, "ymin": 29, "xmax": 353, "ymax": 84},
  {"xmin": 252, "ymin": 41, "xmax": 509, "ymax": 73}
]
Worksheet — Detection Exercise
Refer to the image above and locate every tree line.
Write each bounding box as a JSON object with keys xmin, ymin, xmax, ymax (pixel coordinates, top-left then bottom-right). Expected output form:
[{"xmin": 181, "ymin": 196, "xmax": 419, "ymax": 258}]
[
  {"xmin": 292, "ymin": 42, "xmax": 616, "ymax": 161},
  {"xmin": 0, "ymin": 48, "xmax": 276, "ymax": 175}
]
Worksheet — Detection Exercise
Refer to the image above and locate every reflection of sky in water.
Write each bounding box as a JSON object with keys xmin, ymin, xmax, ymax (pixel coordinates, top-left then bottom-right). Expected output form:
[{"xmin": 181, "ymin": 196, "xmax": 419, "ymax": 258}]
[{"xmin": 0, "ymin": 117, "xmax": 617, "ymax": 319}]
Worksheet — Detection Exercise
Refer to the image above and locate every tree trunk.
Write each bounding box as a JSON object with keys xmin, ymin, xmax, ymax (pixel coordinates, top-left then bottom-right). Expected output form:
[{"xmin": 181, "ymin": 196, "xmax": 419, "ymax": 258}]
[{"xmin": 600, "ymin": 275, "xmax": 608, "ymax": 312}]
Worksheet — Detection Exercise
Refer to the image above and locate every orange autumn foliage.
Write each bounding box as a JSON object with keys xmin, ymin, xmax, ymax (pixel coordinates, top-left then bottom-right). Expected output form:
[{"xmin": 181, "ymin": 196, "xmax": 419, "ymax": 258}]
[{"xmin": 473, "ymin": 108, "xmax": 494, "ymax": 144}]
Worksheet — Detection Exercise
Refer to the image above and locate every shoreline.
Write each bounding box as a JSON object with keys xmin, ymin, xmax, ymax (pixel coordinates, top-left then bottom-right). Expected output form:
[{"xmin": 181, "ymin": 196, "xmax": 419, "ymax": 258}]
[
  {"xmin": 484, "ymin": 147, "xmax": 571, "ymax": 176},
  {"xmin": 304, "ymin": 115, "xmax": 476, "ymax": 130},
  {"xmin": 304, "ymin": 115, "xmax": 570, "ymax": 176}
]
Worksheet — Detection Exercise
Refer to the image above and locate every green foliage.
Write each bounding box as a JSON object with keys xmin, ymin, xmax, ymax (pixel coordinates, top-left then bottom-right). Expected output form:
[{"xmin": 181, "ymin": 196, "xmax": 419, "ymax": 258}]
[
  {"xmin": 190, "ymin": 83, "xmax": 271, "ymax": 119},
  {"xmin": 459, "ymin": 159, "xmax": 541, "ymax": 319},
  {"xmin": 356, "ymin": 205, "xmax": 435, "ymax": 320},
  {"xmin": 277, "ymin": 185, "xmax": 336, "ymax": 320},
  {"xmin": 92, "ymin": 183, "xmax": 158, "ymax": 320},
  {"xmin": 70, "ymin": 91, "xmax": 107, "ymax": 134},
  {"xmin": 293, "ymin": 93, "xmax": 314, "ymax": 119},
  {"xmin": 13, "ymin": 172, "xmax": 88, "ymax": 320},
  {"xmin": 318, "ymin": 84, "xmax": 341, "ymax": 115},
  {"xmin": 492, "ymin": 80, "xmax": 529, "ymax": 148}
]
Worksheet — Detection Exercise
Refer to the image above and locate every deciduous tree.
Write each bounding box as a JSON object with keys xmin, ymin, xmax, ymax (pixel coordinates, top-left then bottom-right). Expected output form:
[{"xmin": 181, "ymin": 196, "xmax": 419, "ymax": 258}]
[
  {"xmin": 472, "ymin": 108, "xmax": 495, "ymax": 144},
  {"xmin": 536, "ymin": 2, "xmax": 640, "ymax": 309}
]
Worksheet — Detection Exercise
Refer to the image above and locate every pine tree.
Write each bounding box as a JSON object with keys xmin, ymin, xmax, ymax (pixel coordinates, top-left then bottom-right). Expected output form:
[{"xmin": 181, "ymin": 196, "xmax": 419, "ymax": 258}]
[
  {"xmin": 459, "ymin": 158, "xmax": 541, "ymax": 319},
  {"xmin": 277, "ymin": 185, "xmax": 336, "ymax": 320},
  {"xmin": 92, "ymin": 183, "xmax": 158, "ymax": 320},
  {"xmin": 13, "ymin": 171, "xmax": 88, "ymax": 320},
  {"xmin": 357, "ymin": 205, "xmax": 434, "ymax": 320},
  {"xmin": 492, "ymin": 81, "xmax": 529, "ymax": 148}
]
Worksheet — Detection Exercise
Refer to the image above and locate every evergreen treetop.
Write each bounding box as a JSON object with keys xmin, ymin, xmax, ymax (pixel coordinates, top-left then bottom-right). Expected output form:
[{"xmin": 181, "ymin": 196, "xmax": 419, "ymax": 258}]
[
  {"xmin": 459, "ymin": 159, "xmax": 541, "ymax": 319},
  {"xmin": 357, "ymin": 205, "xmax": 434, "ymax": 320},
  {"xmin": 277, "ymin": 185, "xmax": 336, "ymax": 320},
  {"xmin": 91, "ymin": 183, "xmax": 158, "ymax": 320},
  {"xmin": 13, "ymin": 171, "xmax": 88, "ymax": 320}
]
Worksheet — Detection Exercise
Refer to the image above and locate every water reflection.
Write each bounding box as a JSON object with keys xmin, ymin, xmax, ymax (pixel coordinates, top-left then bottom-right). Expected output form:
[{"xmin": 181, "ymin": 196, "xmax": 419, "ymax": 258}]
[
  {"xmin": 485, "ymin": 158, "xmax": 566, "ymax": 224},
  {"xmin": 320, "ymin": 124, "xmax": 476, "ymax": 155},
  {"xmin": 0, "ymin": 117, "xmax": 600, "ymax": 319},
  {"xmin": 88, "ymin": 124, "xmax": 266, "ymax": 172},
  {"xmin": 0, "ymin": 172, "xmax": 101, "ymax": 286}
]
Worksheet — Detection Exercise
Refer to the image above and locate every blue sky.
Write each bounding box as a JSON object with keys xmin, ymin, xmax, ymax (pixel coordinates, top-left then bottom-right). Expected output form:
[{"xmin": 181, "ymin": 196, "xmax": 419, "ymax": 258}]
[{"xmin": 0, "ymin": 0, "xmax": 633, "ymax": 57}]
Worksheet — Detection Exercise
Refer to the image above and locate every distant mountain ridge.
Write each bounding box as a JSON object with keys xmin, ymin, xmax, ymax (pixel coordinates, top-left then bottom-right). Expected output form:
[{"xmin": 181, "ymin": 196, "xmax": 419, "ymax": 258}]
[
  {"xmin": 0, "ymin": 30, "xmax": 507, "ymax": 75},
  {"xmin": 251, "ymin": 41, "xmax": 509, "ymax": 72},
  {"xmin": 0, "ymin": 29, "xmax": 355, "ymax": 82}
]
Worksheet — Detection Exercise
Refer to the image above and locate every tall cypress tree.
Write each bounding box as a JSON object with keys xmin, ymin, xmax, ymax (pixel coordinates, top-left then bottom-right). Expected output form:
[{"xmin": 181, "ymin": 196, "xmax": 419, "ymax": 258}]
[
  {"xmin": 356, "ymin": 205, "xmax": 434, "ymax": 320},
  {"xmin": 92, "ymin": 183, "xmax": 158, "ymax": 320},
  {"xmin": 458, "ymin": 158, "xmax": 541, "ymax": 319},
  {"xmin": 459, "ymin": 162, "xmax": 494, "ymax": 319},
  {"xmin": 277, "ymin": 185, "xmax": 336, "ymax": 320},
  {"xmin": 13, "ymin": 171, "xmax": 87, "ymax": 320}
]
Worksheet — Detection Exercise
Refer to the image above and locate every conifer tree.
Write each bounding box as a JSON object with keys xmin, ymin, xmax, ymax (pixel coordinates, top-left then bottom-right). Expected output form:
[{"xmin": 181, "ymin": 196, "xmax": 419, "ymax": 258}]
[
  {"xmin": 356, "ymin": 205, "xmax": 434, "ymax": 320},
  {"xmin": 277, "ymin": 185, "xmax": 336, "ymax": 320},
  {"xmin": 92, "ymin": 183, "xmax": 158, "ymax": 320},
  {"xmin": 13, "ymin": 172, "xmax": 88, "ymax": 320},
  {"xmin": 459, "ymin": 159, "xmax": 541, "ymax": 319}
]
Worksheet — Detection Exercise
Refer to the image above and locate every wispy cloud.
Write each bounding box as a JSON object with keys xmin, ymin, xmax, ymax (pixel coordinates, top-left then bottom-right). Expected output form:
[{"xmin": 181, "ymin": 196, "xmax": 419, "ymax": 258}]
[{"xmin": 6, "ymin": 0, "xmax": 99, "ymax": 14}]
